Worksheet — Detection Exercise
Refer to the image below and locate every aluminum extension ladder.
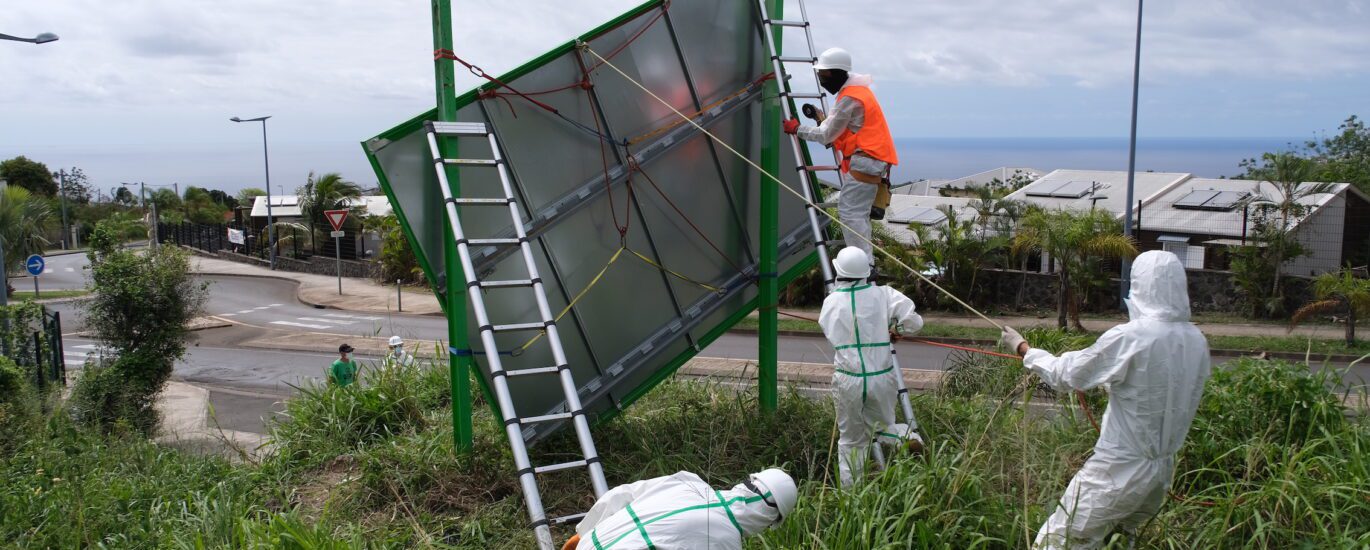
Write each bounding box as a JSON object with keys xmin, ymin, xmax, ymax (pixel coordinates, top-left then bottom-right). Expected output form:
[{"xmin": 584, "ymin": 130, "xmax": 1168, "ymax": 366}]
[
  {"xmin": 425, "ymin": 121, "xmax": 609, "ymax": 550},
  {"xmin": 757, "ymin": 0, "xmax": 923, "ymax": 448}
]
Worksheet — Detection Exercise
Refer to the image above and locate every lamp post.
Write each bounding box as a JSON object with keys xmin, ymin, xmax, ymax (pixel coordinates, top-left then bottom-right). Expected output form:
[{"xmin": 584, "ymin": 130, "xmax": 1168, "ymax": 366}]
[
  {"xmin": 58, "ymin": 170, "xmax": 69, "ymax": 249},
  {"xmin": 231, "ymin": 115, "xmax": 276, "ymax": 270},
  {"xmin": 0, "ymin": 32, "xmax": 59, "ymax": 44},
  {"xmin": 1120, "ymin": 0, "xmax": 1144, "ymax": 308}
]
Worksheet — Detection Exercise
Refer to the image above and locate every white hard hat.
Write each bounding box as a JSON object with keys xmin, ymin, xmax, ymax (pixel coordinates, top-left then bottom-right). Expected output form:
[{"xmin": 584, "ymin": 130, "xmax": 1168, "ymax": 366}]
[
  {"xmin": 832, "ymin": 246, "xmax": 871, "ymax": 279},
  {"xmin": 388, "ymin": 335, "xmax": 404, "ymax": 346},
  {"xmin": 814, "ymin": 47, "xmax": 852, "ymax": 72},
  {"xmin": 749, "ymin": 468, "xmax": 798, "ymax": 519}
]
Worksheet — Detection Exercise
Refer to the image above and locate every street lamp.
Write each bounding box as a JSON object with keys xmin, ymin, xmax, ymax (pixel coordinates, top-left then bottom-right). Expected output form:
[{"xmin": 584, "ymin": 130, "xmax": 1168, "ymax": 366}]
[
  {"xmin": 0, "ymin": 32, "xmax": 59, "ymax": 44},
  {"xmin": 1120, "ymin": 0, "xmax": 1144, "ymax": 307},
  {"xmin": 231, "ymin": 115, "xmax": 276, "ymax": 270}
]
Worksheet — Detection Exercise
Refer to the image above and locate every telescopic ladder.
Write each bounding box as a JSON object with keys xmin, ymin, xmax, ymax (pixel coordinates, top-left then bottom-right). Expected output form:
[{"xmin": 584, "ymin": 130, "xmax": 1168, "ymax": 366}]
[
  {"xmin": 757, "ymin": 0, "xmax": 922, "ymax": 447},
  {"xmin": 425, "ymin": 121, "xmax": 609, "ymax": 550}
]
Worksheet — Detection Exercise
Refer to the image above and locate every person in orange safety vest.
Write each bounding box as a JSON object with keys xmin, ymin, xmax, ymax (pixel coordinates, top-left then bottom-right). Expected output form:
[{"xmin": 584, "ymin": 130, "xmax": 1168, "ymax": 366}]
[{"xmin": 783, "ymin": 47, "xmax": 899, "ymax": 265}]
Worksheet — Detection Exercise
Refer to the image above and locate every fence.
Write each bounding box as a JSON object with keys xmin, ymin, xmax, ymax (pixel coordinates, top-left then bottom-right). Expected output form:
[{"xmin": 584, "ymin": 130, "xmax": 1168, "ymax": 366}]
[
  {"xmin": 0, "ymin": 303, "xmax": 66, "ymax": 389},
  {"xmin": 157, "ymin": 221, "xmax": 368, "ymax": 262}
]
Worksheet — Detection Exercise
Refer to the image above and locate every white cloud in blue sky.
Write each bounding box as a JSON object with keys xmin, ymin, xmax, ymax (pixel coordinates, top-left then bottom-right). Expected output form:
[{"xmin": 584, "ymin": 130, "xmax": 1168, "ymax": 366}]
[{"xmin": 2, "ymin": 0, "xmax": 1367, "ymax": 192}]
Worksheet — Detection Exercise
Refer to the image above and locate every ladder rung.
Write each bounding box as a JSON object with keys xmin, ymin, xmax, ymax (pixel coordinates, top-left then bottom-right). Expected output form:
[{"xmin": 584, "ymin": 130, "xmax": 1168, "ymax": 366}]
[
  {"xmin": 466, "ymin": 238, "xmax": 522, "ymax": 246},
  {"xmin": 430, "ymin": 121, "xmax": 489, "ymax": 136},
  {"xmin": 450, "ymin": 197, "xmax": 512, "ymax": 205},
  {"xmin": 534, "ymin": 459, "xmax": 587, "ymax": 475},
  {"xmin": 766, "ymin": 19, "xmax": 809, "ymax": 27},
  {"xmin": 490, "ymin": 321, "xmax": 547, "ymax": 332},
  {"xmin": 550, "ymin": 513, "xmax": 588, "ymax": 526},
  {"xmin": 523, "ymin": 412, "xmax": 573, "ymax": 425},
  {"xmin": 443, "ymin": 158, "xmax": 500, "ymax": 166},
  {"xmin": 802, "ymin": 165, "xmax": 839, "ymax": 171},
  {"xmin": 479, "ymin": 278, "xmax": 536, "ymax": 289},
  {"xmin": 781, "ymin": 91, "xmax": 823, "ymax": 99},
  {"xmin": 506, "ymin": 365, "xmax": 562, "ymax": 377},
  {"xmin": 775, "ymin": 55, "xmax": 817, "ymax": 63}
]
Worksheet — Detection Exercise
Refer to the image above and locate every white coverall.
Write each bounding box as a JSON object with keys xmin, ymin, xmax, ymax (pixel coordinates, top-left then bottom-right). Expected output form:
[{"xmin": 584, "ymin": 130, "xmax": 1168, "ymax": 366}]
[
  {"xmin": 574, "ymin": 471, "xmax": 780, "ymax": 550},
  {"xmin": 387, "ymin": 347, "xmax": 415, "ymax": 368},
  {"xmin": 818, "ymin": 280, "xmax": 923, "ymax": 487},
  {"xmin": 795, "ymin": 73, "xmax": 886, "ymax": 257},
  {"xmin": 1023, "ymin": 251, "xmax": 1211, "ymax": 549}
]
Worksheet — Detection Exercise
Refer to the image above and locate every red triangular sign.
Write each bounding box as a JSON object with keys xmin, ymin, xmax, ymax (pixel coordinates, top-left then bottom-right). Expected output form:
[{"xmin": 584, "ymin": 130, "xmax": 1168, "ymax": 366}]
[{"xmin": 324, "ymin": 209, "xmax": 349, "ymax": 231}]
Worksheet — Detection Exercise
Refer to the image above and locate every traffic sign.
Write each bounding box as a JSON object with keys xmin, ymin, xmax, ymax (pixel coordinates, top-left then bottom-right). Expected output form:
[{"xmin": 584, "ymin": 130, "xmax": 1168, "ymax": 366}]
[
  {"xmin": 330, "ymin": 230, "xmax": 346, "ymax": 238},
  {"xmin": 324, "ymin": 209, "xmax": 349, "ymax": 232},
  {"xmin": 25, "ymin": 255, "xmax": 45, "ymax": 276}
]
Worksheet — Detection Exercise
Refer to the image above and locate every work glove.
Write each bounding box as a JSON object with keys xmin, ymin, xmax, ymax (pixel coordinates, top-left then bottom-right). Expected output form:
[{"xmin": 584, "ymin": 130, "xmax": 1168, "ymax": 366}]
[
  {"xmin": 782, "ymin": 118, "xmax": 800, "ymax": 134},
  {"xmin": 999, "ymin": 326, "xmax": 1027, "ymax": 356}
]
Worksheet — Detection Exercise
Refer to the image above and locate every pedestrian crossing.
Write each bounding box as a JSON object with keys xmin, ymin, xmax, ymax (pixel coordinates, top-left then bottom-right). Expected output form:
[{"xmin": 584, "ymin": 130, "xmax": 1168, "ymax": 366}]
[
  {"xmin": 209, "ymin": 302, "xmax": 390, "ymax": 332},
  {"xmin": 64, "ymin": 344, "xmax": 111, "ymax": 367}
]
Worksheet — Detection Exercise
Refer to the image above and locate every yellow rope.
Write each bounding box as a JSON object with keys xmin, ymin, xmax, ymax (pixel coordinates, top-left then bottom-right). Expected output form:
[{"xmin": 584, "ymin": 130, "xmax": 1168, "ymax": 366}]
[
  {"xmin": 627, "ymin": 248, "xmax": 725, "ymax": 294},
  {"xmin": 580, "ymin": 43, "xmax": 1004, "ymax": 331},
  {"xmin": 519, "ymin": 247, "xmax": 627, "ymax": 351}
]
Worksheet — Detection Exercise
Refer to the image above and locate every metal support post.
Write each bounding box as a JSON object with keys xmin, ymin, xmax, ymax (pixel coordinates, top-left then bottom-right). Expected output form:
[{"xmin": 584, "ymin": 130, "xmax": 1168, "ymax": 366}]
[
  {"xmin": 1120, "ymin": 0, "xmax": 1143, "ymax": 307},
  {"xmin": 58, "ymin": 170, "xmax": 70, "ymax": 250},
  {"xmin": 757, "ymin": 0, "xmax": 783, "ymax": 414},
  {"xmin": 397, "ymin": 279, "xmax": 403, "ymax": 312},
  {"xmin": 432, "ymin": 0, "xmax": 473, "ymax": 453},
  {"xmin": 334, "ymin": 234, "xmax": 343, "ymax": 294}
]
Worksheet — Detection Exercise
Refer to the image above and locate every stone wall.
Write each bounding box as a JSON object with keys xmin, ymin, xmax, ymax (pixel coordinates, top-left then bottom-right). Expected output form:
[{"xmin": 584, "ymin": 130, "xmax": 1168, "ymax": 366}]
[{"xmin": 186, "ymin": 247, "xmax": 377, "ymax": 279}]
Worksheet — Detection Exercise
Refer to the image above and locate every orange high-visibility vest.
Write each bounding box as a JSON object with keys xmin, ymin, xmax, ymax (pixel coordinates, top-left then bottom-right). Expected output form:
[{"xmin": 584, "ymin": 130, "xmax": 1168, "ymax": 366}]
[{"xmin": 832, "ymin": 85, "xmax": 899, "ymax": 173}]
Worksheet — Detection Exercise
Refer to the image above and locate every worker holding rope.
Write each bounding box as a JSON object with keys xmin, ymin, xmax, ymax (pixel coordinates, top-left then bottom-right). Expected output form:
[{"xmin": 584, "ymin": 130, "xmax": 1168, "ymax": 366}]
[
  {"xmin": 783, "ymin": 47, "xmax": 898, "ymax": 265},
  {"xmin": 819, "ymin": 247, "xmax": 925, "ymax": 487},
  {"xmin": 1000, "ymin": 251, "xmax": 1211, "ymax": 549}
]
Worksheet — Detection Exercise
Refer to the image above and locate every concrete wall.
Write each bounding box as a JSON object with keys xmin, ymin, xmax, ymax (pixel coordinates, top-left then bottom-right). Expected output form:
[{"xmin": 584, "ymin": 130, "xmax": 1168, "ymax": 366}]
[
  {"xmin": 974, "ymin": 267, "xmax": 1312, "ymax": 315},
  {"xmin": 187, "ymin": 247, "xmax": 377, "ymax": 279}
]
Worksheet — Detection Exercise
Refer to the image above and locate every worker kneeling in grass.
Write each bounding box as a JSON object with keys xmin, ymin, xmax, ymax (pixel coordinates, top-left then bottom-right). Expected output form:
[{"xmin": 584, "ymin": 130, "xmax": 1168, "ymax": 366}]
[
  {"xmin": 1000, "ymin": 250, "xmax": 1211, "ymax": 549},
  {"xmin": 565, "ymin": 468, "xmax": 796, "ymax": 550},
  {"xmin": 819, "ymin": 246, "xmax": 925, "ymax": 488}
]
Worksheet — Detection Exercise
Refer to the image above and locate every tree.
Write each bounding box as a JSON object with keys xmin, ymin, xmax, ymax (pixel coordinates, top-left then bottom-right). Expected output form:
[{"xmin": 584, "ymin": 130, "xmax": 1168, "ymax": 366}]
[
  {"xmin": 148, "ymin": 188, "xmax": 182, "ymax": 222},
  {"xmin": 55, "ymin": 166, "xmax": 94, "ymax": 205},
  {"xmin": 235, "ymin": 187, "xmax": 266, "ymax": 205},
  {"xmin": 297, "ymin": 172, "xmax": 361, "ymax": 248},
  {"xmin": 363, "ymin": 213, "xmax": 422, "ymax": 284},
  {"xmin": 0, "ymin": 156, "xmax": 56, "ymax": 197},
  {"xmin": 0, "ymin": 187, "xmax": 53, "ymax": 292},
  {"xmin": 1234, "ymin": 152, "xmax": 1337, "ymax": 317},
  {"xmin": 1289, "ymin": 269, "xmax": 1370, "ymax": 345},
  {"xmin": 113, "ymin": 186, "xmax": 138, "ymax": 207},
  {"xmin": 1013, "ymin": 208, "xmax": 1138, "ymax": 330},
  {"xmin": 72, "ymin": 243, "xmax": 207, "ymax": 432},
  {"xmin": 183, "ymin": 186, "xmax": 228, "ymax": 225},
  {"xmin": 207, "ymin": 189, "xmax": 238, "ymax": 210},
  {"xmin": 1306, "ymin": 115, "xmax": 1370, "ymax": 195}
]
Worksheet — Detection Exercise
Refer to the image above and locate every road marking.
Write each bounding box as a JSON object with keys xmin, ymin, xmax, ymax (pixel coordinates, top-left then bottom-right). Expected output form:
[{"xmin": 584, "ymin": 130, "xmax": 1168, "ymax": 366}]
[
  {"xmin": 65, "ymin": 360, "xmax": 86, "ymax": 366},
  {"xmin": 219, "ymin": 313, "xmax": 237, "ymax": 317},
  {"xmin": 298, "ymin": 317, "xmax": 352, "ymax": 325},
  {"xmin": 269, "ymin": 303, "xmax": 284, "ymax": 307},
  {"xmin": 64, "ymin": 267, "xmax": 75, "ymax": 272},
  {"xmin": 44, "ymin": 268, "xmax": 54, "ymax": 273},
  {"xmin": 269, "ymin": 320, "xmax": 334, "ymax": 329},
  {"xmin": 253, "ymin": 306, "xmax": 270, "ymax": 310},
  {"xmin": 73, "ymin": 344, "xmax": 98, "ymax": 350},
  {"xmin": 322, "ymin": 313, "xmax": 383, "ymax": 321},
  {"xmin": 237, "ymin": 310, "xmax": 254, "ymax": 314}
]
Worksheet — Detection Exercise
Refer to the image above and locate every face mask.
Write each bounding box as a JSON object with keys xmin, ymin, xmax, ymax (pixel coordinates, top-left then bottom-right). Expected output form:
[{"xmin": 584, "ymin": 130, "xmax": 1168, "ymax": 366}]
[{"xmin": 818, "ymin": 71, "xmax": 847, "ymax": 95}]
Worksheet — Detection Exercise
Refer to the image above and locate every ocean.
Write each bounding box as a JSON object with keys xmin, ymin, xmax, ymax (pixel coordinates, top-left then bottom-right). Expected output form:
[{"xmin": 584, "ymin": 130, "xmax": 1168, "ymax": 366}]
[{"xmin": 886, "ymin": 137, "xmax": 1305, "ymax": 183}]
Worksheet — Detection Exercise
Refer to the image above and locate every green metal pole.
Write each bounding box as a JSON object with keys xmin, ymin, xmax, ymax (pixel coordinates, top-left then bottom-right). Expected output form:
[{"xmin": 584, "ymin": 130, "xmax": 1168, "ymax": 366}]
[
  {"xmin": 758, "ymin": 0, "xmax": 783, "ymax": 414},
  {"xmin": 433, "ymin": 0, "xmax": 473, "ymax": 453}
]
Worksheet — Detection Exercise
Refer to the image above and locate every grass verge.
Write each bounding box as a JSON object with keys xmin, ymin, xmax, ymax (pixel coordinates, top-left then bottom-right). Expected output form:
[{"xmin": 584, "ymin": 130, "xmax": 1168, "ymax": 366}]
[{"xmin": 8, "ymin": 289, "xmax": 91, "ymax": 300}]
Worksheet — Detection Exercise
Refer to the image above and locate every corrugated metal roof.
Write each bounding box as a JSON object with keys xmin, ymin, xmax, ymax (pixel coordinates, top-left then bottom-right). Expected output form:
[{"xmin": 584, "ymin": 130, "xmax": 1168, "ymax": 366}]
[
  {"xmin": 250, "ymin": 195, "xmax": 393, "ymax": 219},
  {"xmin": 1005, "ymin": 169, "xmax": 1192, "ymax": 217},
  {"xmin": 1140, "ymin": 178, "xmax": 1347, "ymax": 237}
]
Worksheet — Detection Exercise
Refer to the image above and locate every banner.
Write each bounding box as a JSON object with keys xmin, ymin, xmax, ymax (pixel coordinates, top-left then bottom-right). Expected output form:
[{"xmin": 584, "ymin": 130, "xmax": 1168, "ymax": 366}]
[{"xmin": 227, "ymin": 228, "xmax": 245, "ymax": 245}]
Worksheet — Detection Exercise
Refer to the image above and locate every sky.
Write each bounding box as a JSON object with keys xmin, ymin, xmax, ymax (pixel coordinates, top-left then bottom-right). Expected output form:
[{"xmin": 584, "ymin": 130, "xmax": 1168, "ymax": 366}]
[{"xmin": 2, "ymin": 0, "xmax": 1368, "ymax": 196}]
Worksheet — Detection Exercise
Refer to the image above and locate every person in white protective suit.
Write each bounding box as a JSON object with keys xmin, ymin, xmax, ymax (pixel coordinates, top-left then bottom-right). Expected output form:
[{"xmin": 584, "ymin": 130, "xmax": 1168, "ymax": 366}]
[
  {"xmin": 568, "ymin": 468, "xmax": 797, "ymax": 550},
  {"xmin": 999, "ymin": 251, "xmax": 1211, "ymax": 549},
  {"xmin": 386, "ymin": 335, "xmax": 415, "ymax": 367},
  {"xmin": 819, "ymin": 247, "xmax": 925, "ymax": 487}
]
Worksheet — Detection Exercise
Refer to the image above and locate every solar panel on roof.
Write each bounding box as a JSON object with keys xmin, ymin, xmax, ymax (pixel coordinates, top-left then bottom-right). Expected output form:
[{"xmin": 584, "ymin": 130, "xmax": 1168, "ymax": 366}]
[
  {"xmin": 1024, "ymin": 180, "xmax": 1068, "ymax": 197},
  {"xmin": 888, "ymin": 206, "xmax": 947, "ymax": 225},
  {"xmin": 1047, "ymin": 181, "xmax": 1096, "ymax": 198},
  {"xmin": 1172, "ymin": 190, "xmax": 1220, "ymax": 208},
  {"xmin": 1173, "ymin": 189, "xmax": 1246, "ymax": 211},
  {"xmin": 1205, "ymin": 191, "xmax": 1248, "ymax": 209}
]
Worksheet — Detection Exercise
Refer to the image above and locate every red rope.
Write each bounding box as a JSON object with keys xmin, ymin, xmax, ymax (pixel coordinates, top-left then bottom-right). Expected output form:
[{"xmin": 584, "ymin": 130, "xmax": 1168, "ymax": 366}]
[{"xmin": 627, "ymin": 155, "xmax": 745, "ymax": 275}]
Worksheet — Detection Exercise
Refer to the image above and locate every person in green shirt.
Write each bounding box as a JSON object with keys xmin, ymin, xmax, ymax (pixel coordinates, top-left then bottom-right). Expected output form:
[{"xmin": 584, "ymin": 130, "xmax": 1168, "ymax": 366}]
[{"xmin": 330, "ymin": 343, "xmax": 358, "ymax": 387}]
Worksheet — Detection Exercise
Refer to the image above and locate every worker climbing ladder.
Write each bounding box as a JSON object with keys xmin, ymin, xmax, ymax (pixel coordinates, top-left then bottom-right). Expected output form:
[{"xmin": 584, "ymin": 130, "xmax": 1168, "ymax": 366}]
[
  {"xmin": 757, "ymin": 0, "xmax": 923, "ymax": 446},
  {"xmin": 424, "ymin": 121, "xmax": 609, "ymax": 550}
]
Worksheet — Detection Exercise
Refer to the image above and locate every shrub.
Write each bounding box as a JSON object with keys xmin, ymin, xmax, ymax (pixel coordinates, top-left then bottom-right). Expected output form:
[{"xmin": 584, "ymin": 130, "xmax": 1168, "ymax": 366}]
[{"xmin": 0, "ymin": 355, "xmax": 39, "ymax": 454}]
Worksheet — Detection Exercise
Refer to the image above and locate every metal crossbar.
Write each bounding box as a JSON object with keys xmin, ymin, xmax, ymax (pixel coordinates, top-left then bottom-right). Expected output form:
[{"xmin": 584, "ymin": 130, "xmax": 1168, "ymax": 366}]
[
  {"xmin": 758, "ymin": 0, "xmax": 921, "ymax": 437},
  {"xmin": 425, "ymin": 121, "xmax": 609, "ymax": 550}
]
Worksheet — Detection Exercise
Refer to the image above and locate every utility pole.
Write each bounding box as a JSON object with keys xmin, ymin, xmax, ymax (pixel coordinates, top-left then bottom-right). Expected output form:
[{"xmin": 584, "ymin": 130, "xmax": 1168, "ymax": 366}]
[
  {"xmin": 57, "ymin": 170, "xmax": 70, "ymax": 250},
  {"xmin": 1, "ymin": 235, "xmax": 8, "ymax": 307},
  {"xmin": 1120, "ymin": 0, "xmax": 1144, "ymax": 306}
]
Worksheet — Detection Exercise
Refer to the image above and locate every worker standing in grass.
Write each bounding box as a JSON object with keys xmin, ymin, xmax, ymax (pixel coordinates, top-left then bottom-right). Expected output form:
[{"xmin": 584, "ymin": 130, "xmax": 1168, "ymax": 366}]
[
  {"xmin": 386, "ymin": 336, "xmax": 415, "ymax": 367},
  {"xmin": 819, "ymin": 246, "xmax": 925, "ymax": 487},
  {"xmin": 1000, "ymin": 251, "xmax": 1211, "ymax": 549},
  {"xmin": 784, "ymin": 47, "xmax": 899, "ymax": 261},
  {"xmin": 329, "ymin": 343, "xmax": 358, "ymax": 387},
  {"xmin": 565, "ymin": 468, "xmax": 797, "ymax": 550}
]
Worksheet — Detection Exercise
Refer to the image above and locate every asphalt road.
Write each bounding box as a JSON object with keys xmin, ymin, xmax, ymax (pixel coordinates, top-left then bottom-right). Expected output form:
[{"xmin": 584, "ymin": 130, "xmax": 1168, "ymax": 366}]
[{"xmin": 6, "ymin": 250, "xmax": 91, "ymax": 292}]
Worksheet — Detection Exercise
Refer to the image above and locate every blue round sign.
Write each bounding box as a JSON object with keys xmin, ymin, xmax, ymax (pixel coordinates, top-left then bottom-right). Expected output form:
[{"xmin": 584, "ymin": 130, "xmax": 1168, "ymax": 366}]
[{"xmin": 25, "ymin": 255, "xmax": 45, "ymax": 276}]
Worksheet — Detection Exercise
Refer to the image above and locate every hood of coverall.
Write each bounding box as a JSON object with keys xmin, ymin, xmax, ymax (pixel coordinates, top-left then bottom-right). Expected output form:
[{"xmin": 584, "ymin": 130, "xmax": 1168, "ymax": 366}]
[
  {"xmin": 724, "ymin": 480, "xmax": 785, "ymax": 536},
  {"xmin": 1124, "ymin": 250, "xmax": 1191, "ymax": 323}
]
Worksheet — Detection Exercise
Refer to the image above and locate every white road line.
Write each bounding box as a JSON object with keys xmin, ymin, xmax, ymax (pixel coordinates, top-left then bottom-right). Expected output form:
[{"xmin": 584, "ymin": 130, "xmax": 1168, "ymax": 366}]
[
  {"xmin": 269, "ymin": 303, "xmax": 284, "ymax": 307},
  {"xmin": 298, "ymin": 317, "xmax": 352, "ymax": 325},
  {"xmin": 64, "ymin": 267, "xmax": 75, "ymax": 272},
  {"xmin": 65, "ymin": 360, "xmax": 86, "ymax": 366},
  {"xmin": 322, "ymin": 313, "xmax": 383, "ymax": 321},
  {"xmin": 219, "ymin": 313, "xmax": 237, "ymax": 317},
  {"xmin": 253, "ymin": 306, "xmax": 270, "ymax": 310},
  {"xmin": 269, "ymin": 320, "xmax": 334, "ymax": 330},
  {"xmin": 73, "ymin": 344, "xmax": 98, "ymax": 349},
  {"xmin": 236, "ymin": 310, "xmax": 254, "ymax": 314}
]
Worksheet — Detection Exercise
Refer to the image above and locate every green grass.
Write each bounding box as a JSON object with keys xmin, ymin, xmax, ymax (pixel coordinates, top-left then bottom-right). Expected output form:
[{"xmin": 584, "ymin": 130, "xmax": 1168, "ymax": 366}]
[
  {"xmin": 8, "ymin": 289, "xmax": 91, "ymax": 300},
  {"xmin": 3, "ymin": 351, "xmax": 1367, "ymax": 548}
]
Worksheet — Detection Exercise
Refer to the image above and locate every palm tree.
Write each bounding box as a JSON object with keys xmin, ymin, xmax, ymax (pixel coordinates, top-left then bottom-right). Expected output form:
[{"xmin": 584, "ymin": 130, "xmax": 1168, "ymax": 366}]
[
  {"xmin": 0, "ymin": 186, "xmax": 53, "ymax": 296},
  {"xmin": 296, "ymin": 172, "xmax": 362, "ymax": 251},
  {"xmin": 1289, "ymin": 269, "xmax": 1370, "ymax": 345},
  {"xmin": 1241, "ymin": 152, "xmax": 1339, "ymax": 307},
  {"xmin": 1013, "ymin": 208, "xmax": 1137, "ymax": 330}
]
